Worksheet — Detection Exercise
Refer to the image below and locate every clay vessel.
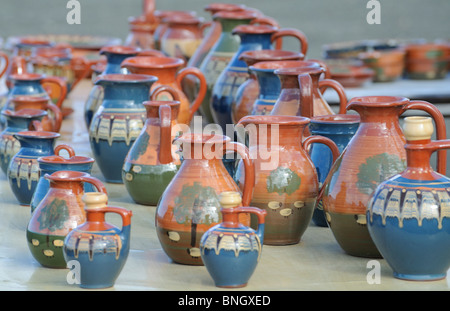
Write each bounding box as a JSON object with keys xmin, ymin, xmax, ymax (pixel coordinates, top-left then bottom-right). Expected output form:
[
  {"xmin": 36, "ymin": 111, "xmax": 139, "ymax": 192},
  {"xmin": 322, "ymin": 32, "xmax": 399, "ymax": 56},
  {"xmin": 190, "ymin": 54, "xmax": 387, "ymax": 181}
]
[
  {"xmin": 200, "ymin": 191, "xmax": 267, "ymax": 288},
  {"xmin": 26, "ymin": 171, "xmax": 107, "ymax": 268},
  {"xmin": 0, "ymin": 108, "xmax": 46, "ymax": 175},
  {"xmin": 125, "ymin": 15, "xmax": 158, "ymax": 50},
  {"xmin": 155, "ymin": 133, "xmax": 255, "ymax": 265},
  {"xmin": 309, "ymin": 114, "xmax": 360, "ymax": 227},
  {"xmin": 404, "ymin": 43, "xmax": 449, "ymax": 79},
  {"xmin": 236, "ymin": 115, "xmax": 339, "ymax": 245},
  {"xmin": 321, "ymin": 96, "xmax": 447, "ymax": 258},
  {"xmin": 359, "ymin": 49, "xmax": 405, "ymax": 82},
  {"xmin": 12, "ymin": 95, "xmax": 62, "ymax": 132},
  {"xmin": 153, "ymin": 10, "xmax": 197, "ymax": 51},
  {"xmin": 121, "ymin": 56, "xmax": 206, "ymax": 125},
  {"xmin": 7, "ymin": 130, "xmax": 61, "ymax": 205},
  {"xmin": 122, "ymin": 100, "xmax": 182, "ymax": 205},
  {"xmin": 64, "ymin": 192, "xmax": 132, "ymax": 288},
  {"xmin": 368, "ymin": 116, "xmax": 450, "ymax": 280},
  {"xmin": 30, "ymin": 145, "xmax": 95, "ymax": 213}
]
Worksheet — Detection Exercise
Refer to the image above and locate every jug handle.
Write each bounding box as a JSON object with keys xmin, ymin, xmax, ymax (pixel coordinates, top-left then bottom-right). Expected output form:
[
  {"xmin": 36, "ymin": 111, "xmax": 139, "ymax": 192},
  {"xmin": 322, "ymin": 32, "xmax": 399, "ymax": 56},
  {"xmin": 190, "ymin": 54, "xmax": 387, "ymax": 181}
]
[
  {"xmin": 223, "ymin": 142, "xmax": 255, "ymax": 207},
  {"xmin": 303, "ymin": 135, "xmax": 340, "ymax": 204},
  {"xmin": 29, "ymin": 120, "xmax": 43, "ymax": 131},
  {"xmin": 80, "ymin": 175, "xmax": 108, "ymax": 195},
  {"xmin": 0, "ymin": 51, "xmax": 9, "ymax": 78},
  {"xmin": 234, "ymin": 206, "xmax": 267, "ymax": 242},
  {"xmin": 200, "ymin": 21, "xmax": 212, "ymax": 34},
  {"xmin": 45, "ymin": 101, "xmax": 63, "ymax": 132},
  {"xmin": 308, "ymin": 59, "xmax": 332, "ymax": 80},
  {"xmin": 158, "ymin": 104, "xmax": 174, "ymax": 164},
  {"xmin": 298, "ymin": 73, "xmax": 314, "ymax": 119},
  {"xmin": 70, "ymin": 56, "xmax": 91, "ymax": 89},
  {"xmin": 400, "ymin": 100, "xmax": 447, "ymax": 175},
  {"xmin": 271, "ymin": 28, "xmax": 309, "ymax": 57},
  {"xmin": 318, "ymin": 79, "xmax": 348, "ymax": 114},
  {"xmin": 150, "ymin": 85, "xmax": 180, "ymax": 102},
  {"xmin": 100, "ymin": 206, "xmax": 133, "ymax": 235},
  {"xmin": 176, "ymin": 67, "xmax": 207, "ymax": 123},
  {"xmin": 54, "ymin": 144, "xmax": 76, "ymax": 158},
  {"xmin": 41, "ymin": 76, "xmax": 68, "ymax": 109}
]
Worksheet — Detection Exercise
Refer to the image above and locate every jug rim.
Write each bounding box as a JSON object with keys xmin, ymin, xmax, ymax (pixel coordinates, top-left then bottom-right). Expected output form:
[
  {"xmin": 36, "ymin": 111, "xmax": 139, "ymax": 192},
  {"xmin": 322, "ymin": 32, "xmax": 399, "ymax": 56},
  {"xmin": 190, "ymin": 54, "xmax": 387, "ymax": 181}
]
[
  {"xmin": 15, "ymin": 130, "xmax": 60, "ymax": 139},
  {"xmin": 44, "ymin": 170, "xmax": 90, "ymax": 182},
  {"xmin": 122, "ymin": 56, "xmax": 185, "ymax": 69},
  {"xmin": 11, "ymin": 95, "xmax": 50, "ymax": 105},
  {"xmin": 100, "ymin": 45, "xmax": 140, "ymax": 56},
  {"xmin": 251, "ymin": 60, "xmax": 321, "ymax": 73},
  {"xmin": 238, "ymin": 115, "xmax": 310, "ymax": 125},
  {"xmin": 239, "ymin": 50, "xmax": 304, "ymax": 62},
  {"xmin": 310, "ymin": 114, "xmax": 360, "ymax": 124},
  {"xmin": 9, "ymin": 73, "xmax": 44, "ymax": 81},
  {"xmin": 348, "ymin": 96, "xmax": 410, "ymax": 107},
  {"xmin": 232, "ymin": 24, "xmax": 278, "ymax": 35},
  {"xmin": 94, "ymin": 73, "xmax": 158, "ymax": 84},
  {"xmin": 2, "ymin": 108, "xmax": 47, "ymax": 118},
  {"xmin": 38, "ymin": 155, "xmax": 95, "ymax": 164}
]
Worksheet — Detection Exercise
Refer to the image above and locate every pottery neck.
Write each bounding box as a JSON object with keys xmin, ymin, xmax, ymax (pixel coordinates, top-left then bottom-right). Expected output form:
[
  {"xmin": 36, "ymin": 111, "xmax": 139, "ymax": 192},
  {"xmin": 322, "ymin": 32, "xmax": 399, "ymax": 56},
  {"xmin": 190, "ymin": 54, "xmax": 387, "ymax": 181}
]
[
  {"xmin": 221, "ymin": 207, "xmax": 242, "ymax": 228},
  {"xmin": 101, "ymin": 51, "xmax": 139, "ymax": 74},
  {"xmin": 230, "ymin": 31, "xmax": 275, "ymax": 68},
  {"xmin": 252, "ymin": 68, "xmax": 281, "ymax": 100},
  {"xmin": 95, "ymin": 75, "xmax": 156, "ymax": 104},
  {"xmin": 348, "ymin": 105, "xmax": 404, "ymax": 137},
  {"xmin": 48, "ymin": 179, "xmax": 84, "ymax": 194},
  {"xmin": 14, "ymin": 132, "xmax": 59, "ymax": 154},
  {"xmin": 9, "ymin": 75, "xmax": 46, "ymax": 95},
  {"xmin": 3, "ymin": 111, "xmax": 46, "ymax": 131}
]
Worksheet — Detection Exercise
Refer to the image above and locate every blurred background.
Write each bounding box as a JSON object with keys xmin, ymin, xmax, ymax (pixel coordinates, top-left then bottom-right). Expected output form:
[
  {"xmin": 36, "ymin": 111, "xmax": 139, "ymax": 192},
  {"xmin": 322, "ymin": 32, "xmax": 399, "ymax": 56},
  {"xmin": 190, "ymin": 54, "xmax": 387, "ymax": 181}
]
[{"xmin": 1, "ymin": 0, "xmax": 449, "ymax": 59}]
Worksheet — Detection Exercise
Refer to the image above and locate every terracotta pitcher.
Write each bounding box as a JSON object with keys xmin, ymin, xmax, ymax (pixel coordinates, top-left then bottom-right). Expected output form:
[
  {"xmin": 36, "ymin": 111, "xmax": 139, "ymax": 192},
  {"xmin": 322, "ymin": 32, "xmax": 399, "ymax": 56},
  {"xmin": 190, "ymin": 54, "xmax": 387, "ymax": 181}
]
[
  {"xmin": 12, "ymin": 95, "xmax": 62, "ymax": 132},
  {"xmin": 26, "ymin": 171, "xmax": 107, "ymax": 268},
  {"xmin": 123, "ymin": 100, "xmax": 182, "ymax": 206},
  {"xmin": 64, "ymin": 192, "xmax": 132, "ymax": 288},
  {"xmin": 270, "ymin": 66, "xmax": 347, "ymax": 117},
  {"xmin": 232, "ymin": 50, "xmax": 305, "ymax": 123},
  {"xmin": 0, "ymin": 108, "xmax": 45, "ymax": 175},
  {"xmin": 155, "ymin": 133, "xmax": 255, "ymax": 265},
  {"xmin": 153, "ymin": 10, "xmax": 197, "ymax": 51},
  {"xmin": 321, "ymin": 96, "xmax": 447, "ymax": 258},
  {"xmin": 235, "ymin": 115, "xmax": 339, "ymax": 245},
  {"xmin": 210, "ymin": 24, "xmax": 308, "ymax": 131},
  {"xmin": 367, "ymin": 116, "xmax": 450, "ymax": 281},
  {"xmin": 125, "ymin": 15, "xmax": 158, "ymax": 50},
  {"xmin": 121, "ymin": 56, "xmax": 206, "ymax": 125}
]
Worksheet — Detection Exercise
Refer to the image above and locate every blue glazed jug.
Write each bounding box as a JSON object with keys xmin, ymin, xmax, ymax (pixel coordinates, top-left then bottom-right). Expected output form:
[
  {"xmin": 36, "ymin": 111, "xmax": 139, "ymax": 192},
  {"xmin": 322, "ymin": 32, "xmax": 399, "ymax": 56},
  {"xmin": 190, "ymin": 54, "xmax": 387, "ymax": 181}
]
[
  {"xmin": 200, "ymin": 191, "xmax": 267, "ymax": 288},
  {"xmin": 64, "ymin": 192, "xmax": 132, "ymax": 289},
  {"xmin": 309, "ymin": 114, "xmax": 360, "ymax": 227}
]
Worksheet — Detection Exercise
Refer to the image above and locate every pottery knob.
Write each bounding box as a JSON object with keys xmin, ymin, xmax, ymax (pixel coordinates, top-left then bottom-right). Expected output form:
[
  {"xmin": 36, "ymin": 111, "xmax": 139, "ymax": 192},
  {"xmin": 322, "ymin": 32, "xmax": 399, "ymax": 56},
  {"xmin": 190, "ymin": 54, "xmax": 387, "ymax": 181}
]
[
  {"xmin": 403, "ymin": 116, "xmax": 434, "ymax": 141},
  {"xmin": 219, "ymin": 191, "xmax": 242, "ymax": 209},
  {"xmin": 82, "ymin": 192, "xmax": 108, "ymax": 210}
]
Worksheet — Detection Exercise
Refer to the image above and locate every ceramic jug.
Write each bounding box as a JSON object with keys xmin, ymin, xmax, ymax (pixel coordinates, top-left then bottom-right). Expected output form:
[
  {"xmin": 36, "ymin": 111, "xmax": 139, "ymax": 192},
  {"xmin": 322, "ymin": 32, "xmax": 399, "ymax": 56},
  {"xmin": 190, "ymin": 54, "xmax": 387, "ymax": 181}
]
[
  {"xmin": 210, "ymin": 24, "xmax": 308, "ymax": 131},
  {"xmin": 198, "ymin": 10, "xmax": 258, "ymax": 123},
  {"xmin": 321, "ymin": 96, "xmax": 447, "ymax": 258},
  {"xmin": 153, "ymin": 10, "xmax": 197, "ymax": 51},
  {"xmin": 83, "ymin": 45, "xmax": 140, "ymax": 128},
  {"xmin": 121, "ymin": 56, "xmax": 206, "ymax": 125},
  {"xmin": 270, "ymin": 66, "xmax": 347, "ymax": 117},
  {"xmin": 187, "ymin": 3, "xmax": 247, "ymax": 69},
  {"xmin": 235, "ymin": 115, "xmax": 339, "ymax": 245},
  {"xmin": 200, "ymin": 191, "xmax": 267, "ymax": 288},
  {"xmin": 367, "ymin": 116, "xmax": 450, "ymax": 281},
  {"xmin": 155, "ymin": 133, "xmax": 255, "ymax": 265},
  {"xmin": 11, "ymin": 95, "xmax": 63, "ymax": 132},
  {"xmin": 0, "ymin": 108, "xmax": 46, "ymax": 175},
  {"xmin": 2, "ymin": 73, "xmax": 67, "ymax": 125},
  {"xmin": 30, "ymin": 145, "xmax": 95, "ymax": 213},
  {"xmin": 232, "ymin": 50, "xmax": 305, "ymax": 123},
  {"xmin": 309, "ymin": 114, "xmax": 360, "ymax": 227},
  {"xmin": 122, "ymin": 100, "xmax": 182, "ymax": 206},
  {"xmin": 160, "ymin": 15, "xmax": 208, "ymax": 62},
  {"xmin": 89, "ymin": 73, "xmax": 177, "ymax": 183},
  {"xmin": 26, "ymin": 171, "xmax": 107, "ymax": 268},
  {"xmin": 8, "ymin": 130, "xmax": 61, "ymax": 205},
  {"xmin": 64, "ymin": 192, "xmax": 132, "ymax": 288},
  {"xmin": 125, "ymin": 15, "xmax": 158, "ymax": 50}
]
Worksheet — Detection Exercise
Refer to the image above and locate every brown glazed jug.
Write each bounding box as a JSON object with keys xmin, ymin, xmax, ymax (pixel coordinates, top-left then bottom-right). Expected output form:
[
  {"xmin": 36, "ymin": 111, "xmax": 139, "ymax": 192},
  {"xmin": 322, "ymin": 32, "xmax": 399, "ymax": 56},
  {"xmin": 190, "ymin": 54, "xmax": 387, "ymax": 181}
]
[
  {"xmin": 12, "ymin": 95, "xmax": 62, "ymax": 132},
  {"xmin": 235, "ymin": 115, "xmax": 339, "ymax": 245},
  {"xmin": 271, "ymin": 66, "xmax": 347, "ymax": 117},
  {"xmin": 122, "ymin": 100, "xmax": 182, "ymax": 206},
  {"xmin": 155, "ymin": 133, "xmax": 255, "ymax": 265},
  {"xmin": 320, "ymin": 96, "xmax": 447, "ymax": 258},
  {"xmin": 121, "ymin": 56, "xmax": 206, "ymax": 125}
]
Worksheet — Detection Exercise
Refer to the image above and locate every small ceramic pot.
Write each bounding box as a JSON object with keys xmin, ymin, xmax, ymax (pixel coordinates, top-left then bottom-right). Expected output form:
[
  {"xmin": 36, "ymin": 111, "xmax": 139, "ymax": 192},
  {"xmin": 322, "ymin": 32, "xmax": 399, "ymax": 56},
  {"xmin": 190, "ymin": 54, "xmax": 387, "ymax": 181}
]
[{"xmin": 64, "ymin": 192, "xmax": 132, "ymax": 288}]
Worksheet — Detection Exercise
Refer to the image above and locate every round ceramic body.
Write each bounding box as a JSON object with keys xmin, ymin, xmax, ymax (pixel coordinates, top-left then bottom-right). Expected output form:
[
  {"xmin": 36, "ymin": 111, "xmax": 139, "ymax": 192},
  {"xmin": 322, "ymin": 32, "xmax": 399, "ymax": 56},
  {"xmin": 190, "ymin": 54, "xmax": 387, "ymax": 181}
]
[
  {"xmin": 321, "ymin": 96, "xmax": 447, "ymax": 258},
  {"xmin": 0, "ymin": 109, "xmax": 46, "ymax": 175},
  {"xmin": 198, "ymin": 10, "xmax": 257, "ymax": 123},
  {"xmin": 236, "ymin": 115, "xmax": 339, "ymax": 245},
  {"xmin": 83, "ymin": 46, "xmax": 140, "ymax": 128},
  {"xmin": 89, "ymin": 74, "xmax": 157, "ymax": 183},
  {"xmin": 27, "ymin": 171, "xmax": 107, "ymax": 268},
  {"xmin": 309, "ymin": 114, "xmax": 360, "ymax": 227},
  {"xmin": 200, "ymin": 192, "xmax": 266, "ymax": 288},
  {"xmin": 63, "ymin": 193, "xmax": 132, "ymax": 288},
  {"xmin": 122, "ymin": 101, "xmax": 181, "ymax": 205},
  {"xmin": 30, "ymin": 151, "xmax": 95, "ymax": 213},
  {"xmin": 155, "ymin": 134, "xmax": 254, "ymax": 265},
  {"xmin": 8, "ymin": 131, "xmax": 60, "ymax": 205}
]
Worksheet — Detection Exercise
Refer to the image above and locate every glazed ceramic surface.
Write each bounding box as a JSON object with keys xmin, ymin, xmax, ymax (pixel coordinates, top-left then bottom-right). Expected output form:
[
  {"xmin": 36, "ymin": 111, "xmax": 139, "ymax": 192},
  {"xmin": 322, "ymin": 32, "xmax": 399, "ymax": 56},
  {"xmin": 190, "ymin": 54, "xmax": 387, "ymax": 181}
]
[
  {"xmin": 155, "ymin": 133, "xmax": 255, "ymax": 265},
  {"xmin": 200, "ymin": 191, "xmax": 267, "ymax": 288},
  {"xmin": 12, "ymin": 95, "xmax": 62, "ymax": 132},
  {"xmin": 64, "ymin": 192, "xmax": 132, "ymax": 288},
  {"xmin": 236, "ymin": 115, "xmax": 339, "ymax": 245},
  {"xmin": 368, "ymin": 116, "xmax": 450, "ymax": 280},
  {"xmin": 321, "ymin": 96, "xmax": 447, "ymax": 258}
]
